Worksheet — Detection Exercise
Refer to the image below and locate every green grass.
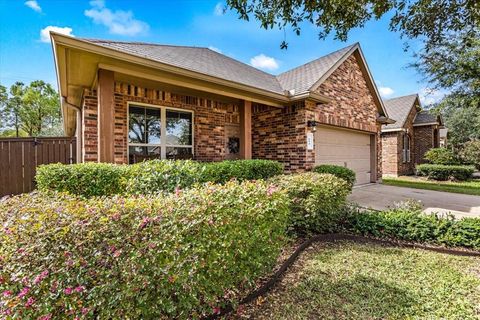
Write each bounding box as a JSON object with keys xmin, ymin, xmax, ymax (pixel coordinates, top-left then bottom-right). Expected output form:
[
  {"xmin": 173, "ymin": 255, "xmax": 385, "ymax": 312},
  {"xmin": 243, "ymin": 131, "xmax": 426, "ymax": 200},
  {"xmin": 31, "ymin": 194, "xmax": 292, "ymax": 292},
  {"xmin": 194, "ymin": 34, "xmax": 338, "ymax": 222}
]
[
  {"xmin": 383, "ymin": 176, "xmax": 480, "ymax": 196},
  {"xmin": 249, "ymin": 242, "xmax": 480, "ymax": 320}
]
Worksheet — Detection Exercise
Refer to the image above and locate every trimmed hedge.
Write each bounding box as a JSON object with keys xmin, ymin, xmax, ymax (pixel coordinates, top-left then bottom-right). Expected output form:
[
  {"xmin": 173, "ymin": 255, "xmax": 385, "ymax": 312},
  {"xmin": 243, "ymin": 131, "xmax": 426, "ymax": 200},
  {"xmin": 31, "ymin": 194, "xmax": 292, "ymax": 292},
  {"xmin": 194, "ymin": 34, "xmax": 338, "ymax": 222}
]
[
  {"xmin": 313, "ymin": 164, "xmax": 356, "ymax": 188},
  {"xmin": 0, "ymin": 181, "xmax": 289, "ymax": 318},
  {"xmin": 36, "ymin": 162, "xmax": 128, "ymax": 197},
  {"xmin": 202, "ymin": 159, "xmax": 283, "ymax": 184},
  {"xmin": 36, "ymin": 159, "xmax": 283, "ymax": 197},
  {"xmin": 347, "ymin": 201, "xmax": 480, "ymax": 249},
  {"xmin": 271, "ymin": 172, "xmax": 351, "ymax": 235},
  {"xmin": 416, "ymin": 164, "xmax": 475, "ymax": 181},
  {"xmin": 424, "ymin": 148, "xmax": 459, "ymax": 165}
]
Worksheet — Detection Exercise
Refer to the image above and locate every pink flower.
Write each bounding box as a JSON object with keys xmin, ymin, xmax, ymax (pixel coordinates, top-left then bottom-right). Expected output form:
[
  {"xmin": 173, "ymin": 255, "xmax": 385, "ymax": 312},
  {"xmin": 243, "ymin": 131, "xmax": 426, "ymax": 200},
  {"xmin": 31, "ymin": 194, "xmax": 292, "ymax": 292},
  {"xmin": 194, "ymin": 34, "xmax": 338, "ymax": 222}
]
[
  {"xmin": 213, "ymin": 306, "xmax": 221, "ymax": 314},
  {"xmin": 38, "ymin": 314, "xmax": 52, "ymax": 320},
  {"xmin": 34, "ymin": 270, "xmax": 49, "ymax": 285},
  {"xmin": 267, "ymin": 185, "xmax": 278, "ymax": 196},
  {"xmin": 111, "ymin": 212, "xmax": 121, "ymax": 221},
  {"xmin": 175, "ymin": 187, "xmax": 181, "ymax": 196},
  {"xmin": 17, "ymin": 287, "xmax": 29, "ymax": 298},
  {"xmin": 113, "ymin": 250, "xmax": 122, "ymax": 258},
  {"xmin": 139, "ymin": 217, "xmax": 150, "ymax": 229},
  {"xmin": 3, "ymin": 228, "xmax": 12, "ymax": 235},
  {"xmin": 74, "ymin": 286, "xmax": 85, "ymax": 293},
  {"xmin": 81, "ymin": 307, "xmax": 89, "ymax": 315},
  {"xmin": 64, "ymin": 287, "xmax": 73, "ymax": 295},
  {"xmin": 25, "ymin": 297, "xmax": 35, "ymax": 307},
  {"xmin": 2, "ymin": 290, "xmax": 12, "ymax": 297},
  {"xmin": 4, "ymin": 308, "xmax": 12, "ymax": 316}
]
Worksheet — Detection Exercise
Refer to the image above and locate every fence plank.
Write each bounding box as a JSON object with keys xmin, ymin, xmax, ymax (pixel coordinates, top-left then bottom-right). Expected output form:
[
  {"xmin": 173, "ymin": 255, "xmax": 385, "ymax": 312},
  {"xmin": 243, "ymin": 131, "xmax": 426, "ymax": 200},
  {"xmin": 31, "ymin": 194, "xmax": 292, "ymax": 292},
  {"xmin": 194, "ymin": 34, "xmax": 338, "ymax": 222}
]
[{"xmin": 0, "ymin": 137, "xmax": 77, "ymax": 197}]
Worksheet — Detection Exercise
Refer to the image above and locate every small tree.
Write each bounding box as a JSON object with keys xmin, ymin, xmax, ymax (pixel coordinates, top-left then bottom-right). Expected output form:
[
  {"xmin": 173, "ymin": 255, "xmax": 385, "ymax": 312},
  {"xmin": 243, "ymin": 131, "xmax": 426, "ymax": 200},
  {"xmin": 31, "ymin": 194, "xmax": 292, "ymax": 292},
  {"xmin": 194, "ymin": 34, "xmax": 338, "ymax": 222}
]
[
  {"xmin": 459, "ymin": 140, "xmax": 480, "ymax": 170},
  {"xmin": 424, "ymin": 148, "xmax": 459, "ymax": 165}
]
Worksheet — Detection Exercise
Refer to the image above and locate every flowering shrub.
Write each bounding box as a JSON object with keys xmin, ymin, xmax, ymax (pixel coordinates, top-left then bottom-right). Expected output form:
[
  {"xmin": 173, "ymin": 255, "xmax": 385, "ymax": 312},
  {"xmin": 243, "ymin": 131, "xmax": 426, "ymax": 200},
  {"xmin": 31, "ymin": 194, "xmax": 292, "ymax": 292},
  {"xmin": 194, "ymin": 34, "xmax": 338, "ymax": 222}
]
[
  {"xmin": 0, "ymin": 181, "xmax": 289, "ymax": 318},
  {"xmin": 36, "ymin": 160, "xmax": 283, "ymax": 197},
  {"xmin": 271, "ymin": 173, "xmax": 351, "ymax": 235}
]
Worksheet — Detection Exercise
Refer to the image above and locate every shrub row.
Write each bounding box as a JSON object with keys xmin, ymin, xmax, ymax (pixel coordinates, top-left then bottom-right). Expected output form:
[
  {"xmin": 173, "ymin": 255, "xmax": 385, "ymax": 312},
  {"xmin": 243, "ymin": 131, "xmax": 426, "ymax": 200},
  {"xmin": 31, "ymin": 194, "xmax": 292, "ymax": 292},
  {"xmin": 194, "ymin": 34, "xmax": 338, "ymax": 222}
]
[
  {"xmin": 416, "ymin": 163, "xmax": 475, "ymax": 181},
  {"xmin": 346, "ymin": 201, "xmax": 480, "ymax": 249},
  {"xmin": 0, "ymin": 181, "xmax": 289, "ymax": 319},
  {"xmin": 36, "ymin": 159, "xmax": 284, "ymax": 197},
  {"xmin": 313, "ymin": 164, "xmax": 356, "ymax": 188}
]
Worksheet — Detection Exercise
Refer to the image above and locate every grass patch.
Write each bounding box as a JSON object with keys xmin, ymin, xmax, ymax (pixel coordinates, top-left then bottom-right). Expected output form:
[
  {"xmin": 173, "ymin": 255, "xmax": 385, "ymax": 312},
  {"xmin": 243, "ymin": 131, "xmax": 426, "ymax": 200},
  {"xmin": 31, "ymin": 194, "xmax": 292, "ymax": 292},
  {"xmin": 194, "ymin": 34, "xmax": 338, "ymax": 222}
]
[
  {"xmin": 247, "ymin": 241, "xmax": 480, "ymax": 320},
  {"xmin": 383, "ymin": 176, "xmax": 480, "ymax": 196}
]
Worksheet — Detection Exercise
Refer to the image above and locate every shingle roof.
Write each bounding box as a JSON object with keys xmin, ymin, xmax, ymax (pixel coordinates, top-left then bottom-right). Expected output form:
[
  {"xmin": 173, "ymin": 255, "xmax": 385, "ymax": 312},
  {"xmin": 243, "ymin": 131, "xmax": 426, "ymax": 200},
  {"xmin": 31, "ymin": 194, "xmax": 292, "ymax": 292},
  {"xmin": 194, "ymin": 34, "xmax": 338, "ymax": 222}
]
[
  {"xmin": 275, "ymin": 44, "xmax": 356, "ymax": 94},
  {"xmin": 84, "ymin": 39, "xmax": 285, "ymax": 94},
  {"xmin": 382, "ymin": 94, "xmax": 419, "ymax": 131},
  {"xmin": 414, "ymin": 110, "xmax": 439, "ymax": 125},
  {"xmin": 81, "ymin": 38, "xmax": 356, "ymax": 97}
]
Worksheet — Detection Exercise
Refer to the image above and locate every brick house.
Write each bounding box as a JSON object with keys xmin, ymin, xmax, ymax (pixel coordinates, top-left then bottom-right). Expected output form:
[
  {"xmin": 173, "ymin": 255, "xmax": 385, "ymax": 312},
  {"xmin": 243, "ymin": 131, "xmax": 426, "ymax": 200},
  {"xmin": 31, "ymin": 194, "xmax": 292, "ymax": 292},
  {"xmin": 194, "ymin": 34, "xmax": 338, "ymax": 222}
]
[
  {"xmin": 381, "ymin": 94, "xmax": 444, "ymax": 176},
  {"xmin": 51, "ymin": 33, "xmax": 394, "ymax": 185}
]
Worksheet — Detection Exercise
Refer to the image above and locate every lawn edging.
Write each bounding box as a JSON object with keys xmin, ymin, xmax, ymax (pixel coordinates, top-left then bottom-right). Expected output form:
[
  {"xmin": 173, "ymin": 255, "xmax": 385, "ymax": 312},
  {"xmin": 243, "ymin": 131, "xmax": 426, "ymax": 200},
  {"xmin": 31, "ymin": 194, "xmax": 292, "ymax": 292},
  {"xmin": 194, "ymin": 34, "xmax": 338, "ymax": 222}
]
[{"xmin": 203, "ymin": 233, "xmax": 480, "ymax": 319}]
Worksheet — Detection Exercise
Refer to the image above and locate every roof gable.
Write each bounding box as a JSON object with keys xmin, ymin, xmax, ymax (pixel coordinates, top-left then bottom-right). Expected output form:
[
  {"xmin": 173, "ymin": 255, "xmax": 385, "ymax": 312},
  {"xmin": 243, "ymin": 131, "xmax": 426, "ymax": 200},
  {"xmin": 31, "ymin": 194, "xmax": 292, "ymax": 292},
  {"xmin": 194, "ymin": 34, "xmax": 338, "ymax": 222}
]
[{"xmin": 382, "ymin": 94, "xmax": 420, "ymax": 131}]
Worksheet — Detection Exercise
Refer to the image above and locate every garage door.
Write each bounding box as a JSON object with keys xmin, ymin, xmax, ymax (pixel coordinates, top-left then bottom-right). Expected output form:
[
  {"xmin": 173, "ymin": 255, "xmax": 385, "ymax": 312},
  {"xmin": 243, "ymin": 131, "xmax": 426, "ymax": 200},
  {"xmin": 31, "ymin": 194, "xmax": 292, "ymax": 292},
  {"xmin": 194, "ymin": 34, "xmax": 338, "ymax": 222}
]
[{"xmin": 315, "ymin": 126, "xmax": 372, "ymax": 185}]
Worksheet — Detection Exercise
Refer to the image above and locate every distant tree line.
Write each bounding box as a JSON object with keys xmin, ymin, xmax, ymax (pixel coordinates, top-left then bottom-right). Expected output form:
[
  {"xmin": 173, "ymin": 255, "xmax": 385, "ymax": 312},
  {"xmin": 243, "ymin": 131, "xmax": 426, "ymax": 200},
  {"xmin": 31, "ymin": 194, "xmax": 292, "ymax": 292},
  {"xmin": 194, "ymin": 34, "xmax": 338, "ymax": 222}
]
[{"xmin": 0, "ymin": 81, "xmax": 63, "ymax": 137}]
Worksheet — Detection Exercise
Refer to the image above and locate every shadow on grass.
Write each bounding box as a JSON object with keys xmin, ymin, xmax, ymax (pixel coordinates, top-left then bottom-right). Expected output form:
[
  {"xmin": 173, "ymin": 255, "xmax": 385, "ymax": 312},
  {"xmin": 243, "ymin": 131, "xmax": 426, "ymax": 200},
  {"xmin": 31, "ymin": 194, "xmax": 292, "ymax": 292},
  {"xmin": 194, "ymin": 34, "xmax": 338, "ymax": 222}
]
[{"xmin": 288, "ymin": 273, "xmax": 418, "ymax": 319}]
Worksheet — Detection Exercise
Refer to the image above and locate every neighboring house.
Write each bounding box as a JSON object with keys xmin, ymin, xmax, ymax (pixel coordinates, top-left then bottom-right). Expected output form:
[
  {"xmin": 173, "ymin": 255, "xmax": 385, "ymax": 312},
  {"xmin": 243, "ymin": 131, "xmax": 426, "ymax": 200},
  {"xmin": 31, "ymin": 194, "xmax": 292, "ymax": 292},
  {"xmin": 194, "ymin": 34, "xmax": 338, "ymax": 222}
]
[
  {"xmin": 439, "ymin": 128, "xmax": 448, "ymax": 147},
  {"xmin": 381, "ymin": 94, "xmax": 444, "ymax": 176},
  {"xmin": 51, "ymin": 33, "xmax": 394, "ymax": 185}
]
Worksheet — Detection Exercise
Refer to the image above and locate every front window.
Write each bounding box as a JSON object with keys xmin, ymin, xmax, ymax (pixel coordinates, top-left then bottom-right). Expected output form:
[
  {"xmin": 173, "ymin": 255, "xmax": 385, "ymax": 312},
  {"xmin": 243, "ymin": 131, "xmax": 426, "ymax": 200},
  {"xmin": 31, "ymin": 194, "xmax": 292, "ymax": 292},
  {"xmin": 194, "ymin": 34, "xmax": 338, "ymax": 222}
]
[
  {"xmin": 128, "ymin": 104, "xmax": 193, "ymax": 163},
  {"xmin": 402, "ymin": 133, "xmax": 411, "ymax": 163}
]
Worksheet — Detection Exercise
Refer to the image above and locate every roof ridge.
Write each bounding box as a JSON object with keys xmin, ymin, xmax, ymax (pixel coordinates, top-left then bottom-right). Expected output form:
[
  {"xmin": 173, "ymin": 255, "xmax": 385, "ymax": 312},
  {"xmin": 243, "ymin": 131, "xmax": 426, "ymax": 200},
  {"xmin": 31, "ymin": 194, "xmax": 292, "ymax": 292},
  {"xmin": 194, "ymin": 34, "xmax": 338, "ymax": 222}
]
[
  {"xmin": 79, "ymin": 38, "xmax": 209, "ymax": 50},
  {"xmin": 384, "ymin": 93, "xmax": 418, "ymax": 102},
  {"xmin": 276, "ymin": 43, "xmax": 357, "ymax": 77}
]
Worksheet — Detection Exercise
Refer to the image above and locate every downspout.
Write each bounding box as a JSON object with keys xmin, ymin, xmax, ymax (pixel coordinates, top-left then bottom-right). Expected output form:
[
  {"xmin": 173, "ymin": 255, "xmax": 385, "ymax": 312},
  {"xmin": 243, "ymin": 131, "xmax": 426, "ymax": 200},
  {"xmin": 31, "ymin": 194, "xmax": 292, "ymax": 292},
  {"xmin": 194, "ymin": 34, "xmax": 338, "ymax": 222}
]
[{"xmin": 61, "ymin": 97, "xmax": 82, "ymax": 163}]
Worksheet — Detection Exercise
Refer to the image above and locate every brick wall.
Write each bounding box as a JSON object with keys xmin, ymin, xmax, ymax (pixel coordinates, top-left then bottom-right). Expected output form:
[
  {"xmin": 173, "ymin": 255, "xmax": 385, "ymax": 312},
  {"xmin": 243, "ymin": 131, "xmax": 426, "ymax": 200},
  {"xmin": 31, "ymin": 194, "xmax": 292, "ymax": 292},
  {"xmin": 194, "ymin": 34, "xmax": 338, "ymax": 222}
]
[
  {"xmin": 252, "ymin": 102, "xmax": 307, "ymax": 171},
  {"xmin": 381, "ymin": 132, "xmax": 399, "ymax": 176},
  {"xmin": 81, "ymin": 82, "xmax": 240, "ymax": 164},
  {"xmin": 414, "ymin": 125, "xmax": 435, "ymax": 164}
]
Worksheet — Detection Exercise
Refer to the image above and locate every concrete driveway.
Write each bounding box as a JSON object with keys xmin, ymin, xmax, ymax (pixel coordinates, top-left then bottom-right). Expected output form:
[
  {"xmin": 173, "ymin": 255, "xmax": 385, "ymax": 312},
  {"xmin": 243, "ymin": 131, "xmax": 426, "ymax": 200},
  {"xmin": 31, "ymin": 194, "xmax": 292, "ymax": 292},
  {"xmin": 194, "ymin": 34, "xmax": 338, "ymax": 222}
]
[{"xmin": 348, "ymin": 184, "xmax": 480, "ymax": 218}]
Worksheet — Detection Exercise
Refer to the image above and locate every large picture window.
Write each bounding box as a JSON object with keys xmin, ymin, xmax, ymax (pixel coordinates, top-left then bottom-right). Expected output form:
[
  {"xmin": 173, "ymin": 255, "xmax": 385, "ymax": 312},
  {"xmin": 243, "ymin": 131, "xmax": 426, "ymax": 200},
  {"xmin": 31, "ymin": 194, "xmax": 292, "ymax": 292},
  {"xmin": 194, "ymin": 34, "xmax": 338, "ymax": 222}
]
[{"xmin": 128, "ymin": 104, "xmax": 193, "ymax": 163}]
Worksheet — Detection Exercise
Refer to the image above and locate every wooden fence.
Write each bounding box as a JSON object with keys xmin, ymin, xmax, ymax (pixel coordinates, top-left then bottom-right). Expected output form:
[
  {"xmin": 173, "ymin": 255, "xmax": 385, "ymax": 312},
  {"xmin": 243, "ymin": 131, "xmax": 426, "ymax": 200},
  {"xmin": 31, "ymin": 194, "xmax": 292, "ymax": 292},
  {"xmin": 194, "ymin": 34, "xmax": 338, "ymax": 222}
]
[{"xmin": 0, "ymin": 137, "xmax": 76, "ymax": 197}]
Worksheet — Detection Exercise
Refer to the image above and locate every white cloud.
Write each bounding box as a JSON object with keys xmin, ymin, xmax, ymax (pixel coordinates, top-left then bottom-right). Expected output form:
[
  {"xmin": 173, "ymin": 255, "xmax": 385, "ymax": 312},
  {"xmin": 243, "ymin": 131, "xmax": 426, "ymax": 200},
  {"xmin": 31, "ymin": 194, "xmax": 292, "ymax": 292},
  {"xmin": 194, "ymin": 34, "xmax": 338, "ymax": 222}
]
[
  {"xmin": 213, "ymin": 2, "xmax": 225, "ymax": 16},
  {"xmin": 208, "ymin": 46, "xmax": 222, "ymax": 53},
  {"xmin": 25, "ymin": 0, "xmax": 41, "ymax": 12},
  {"xmin": 40, "ymin": 26, "xmax": 74, "ymax": 43},
  {"xmin": 378, "ymin": 86, "xmax": 394, "ymax": 97},
  {"xmin": 250, "ymin": 54, "xmax": 279, "ymax": 71},
  {"xmin": 419, "ymin": 88, "xmax": 446, "ymax": 106},
  {"xmin": 85, "ymin": 0, "xmax": 149, "ymax": 36}
]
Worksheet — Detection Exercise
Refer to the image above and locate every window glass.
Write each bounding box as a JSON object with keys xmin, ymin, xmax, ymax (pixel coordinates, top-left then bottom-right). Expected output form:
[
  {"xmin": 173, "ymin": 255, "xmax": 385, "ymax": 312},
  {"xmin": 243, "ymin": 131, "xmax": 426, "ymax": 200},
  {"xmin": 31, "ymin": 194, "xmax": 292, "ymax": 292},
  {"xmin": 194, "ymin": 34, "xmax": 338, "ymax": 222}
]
[
  {"xmin": 128, "ymin": 106, "xmax": 146, "ymax": 143},
  {"xmin": 166, "ymin": 147, "xmax": 193, "ymax": 159},
  {"xmin": 146, "ymin": 108, "xmax": 161, "ymax": 144},
  {"xmin": 166, "ymin": 110, "xmax": 192, "ymax": 145}
]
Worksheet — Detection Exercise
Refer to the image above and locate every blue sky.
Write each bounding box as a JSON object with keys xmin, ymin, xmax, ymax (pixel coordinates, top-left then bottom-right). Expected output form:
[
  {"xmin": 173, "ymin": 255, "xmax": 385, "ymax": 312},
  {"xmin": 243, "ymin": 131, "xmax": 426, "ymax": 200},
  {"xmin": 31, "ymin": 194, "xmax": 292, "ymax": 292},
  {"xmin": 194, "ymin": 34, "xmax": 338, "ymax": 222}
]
[{"xmin": 0, "ymin": 0, "xmax": 444, "ymax": 104}]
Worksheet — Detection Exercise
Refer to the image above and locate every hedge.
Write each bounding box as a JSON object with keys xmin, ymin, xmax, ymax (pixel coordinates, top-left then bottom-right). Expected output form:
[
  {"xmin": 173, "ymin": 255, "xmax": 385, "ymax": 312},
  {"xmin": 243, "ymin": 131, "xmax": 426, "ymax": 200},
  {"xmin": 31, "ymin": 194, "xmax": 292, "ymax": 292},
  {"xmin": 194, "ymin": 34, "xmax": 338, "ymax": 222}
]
[
  {"xmin": 36, "ymin": 162, "xmax": 128, "ymax": 197},
  {"xmin": 201, "ymin": 159, "xmax": 283, "ymax": 184},
  {"xmin": 312, "ymin": 164, "xmax": 356, "ymax": 188},
  {"xmin": 0, "ymin": 181, "xmax": 289, "ymax": 319},
  {"xmin": 416, "ymin": 164, "xmax": 475, "ymax": 181},
  {"xmin": 36, "ymin": 159, "xmax": 284, "ymax": 197},
  {"xmin": 346, "ymin": 201, "xmax": 480, "ymax": 249},
  {"xmin": 271, "ymin": 172, "xmax": 351, "ymax": 235}
]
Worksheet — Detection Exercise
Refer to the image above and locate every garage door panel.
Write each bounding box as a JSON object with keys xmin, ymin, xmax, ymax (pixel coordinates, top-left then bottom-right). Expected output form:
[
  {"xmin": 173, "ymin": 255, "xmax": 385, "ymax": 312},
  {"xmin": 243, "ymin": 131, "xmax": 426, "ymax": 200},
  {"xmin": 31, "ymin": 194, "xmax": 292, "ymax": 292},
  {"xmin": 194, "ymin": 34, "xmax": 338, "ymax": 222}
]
[{"xmin": 315, "ymin": 126, "xmax": 372, "ymax": 185}]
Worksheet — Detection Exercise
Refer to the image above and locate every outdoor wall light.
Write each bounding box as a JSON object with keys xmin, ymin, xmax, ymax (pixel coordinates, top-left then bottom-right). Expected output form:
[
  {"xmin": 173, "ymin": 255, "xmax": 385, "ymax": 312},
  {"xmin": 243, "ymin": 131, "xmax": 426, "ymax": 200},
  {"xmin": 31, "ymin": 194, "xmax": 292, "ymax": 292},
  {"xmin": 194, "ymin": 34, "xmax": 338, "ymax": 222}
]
[{"xmin": 307, "ymin": 120, "xmax": 317, "ymax": 132}]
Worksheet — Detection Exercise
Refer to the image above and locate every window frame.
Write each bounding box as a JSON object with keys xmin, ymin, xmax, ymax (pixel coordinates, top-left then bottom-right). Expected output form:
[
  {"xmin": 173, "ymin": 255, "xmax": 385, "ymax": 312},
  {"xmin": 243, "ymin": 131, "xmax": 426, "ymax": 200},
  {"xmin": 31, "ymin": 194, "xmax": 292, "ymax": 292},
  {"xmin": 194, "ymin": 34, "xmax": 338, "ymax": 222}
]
[
  {"xmin": 402, "ymin": 132, "xmax": 411, "ymax": 163},
  {"xmin": 127, "ymin": 101, "xmax": 194, "ymax": 160}
]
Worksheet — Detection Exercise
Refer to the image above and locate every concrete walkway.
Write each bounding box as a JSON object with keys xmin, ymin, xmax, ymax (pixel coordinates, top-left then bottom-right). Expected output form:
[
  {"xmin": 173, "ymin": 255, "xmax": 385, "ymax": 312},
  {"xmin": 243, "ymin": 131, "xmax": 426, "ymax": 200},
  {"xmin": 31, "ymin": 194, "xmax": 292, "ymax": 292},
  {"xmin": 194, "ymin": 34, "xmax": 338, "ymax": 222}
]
[{"xmin": 348, "ymin": 183, "xmax": 480, "ymax": 219}]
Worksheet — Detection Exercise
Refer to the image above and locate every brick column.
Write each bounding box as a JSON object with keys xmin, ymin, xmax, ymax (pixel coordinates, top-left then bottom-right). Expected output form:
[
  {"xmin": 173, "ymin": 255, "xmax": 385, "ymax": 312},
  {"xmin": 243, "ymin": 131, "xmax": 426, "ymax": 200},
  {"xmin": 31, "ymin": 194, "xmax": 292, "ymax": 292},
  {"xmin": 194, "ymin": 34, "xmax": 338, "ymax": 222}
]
[
  {"xmin": 97, "ymin": 69, "xmax": 115, "ymax": 163},
  {"xmin": 239, "ymin": 100, "xmax": 252, "ymax": 159}
]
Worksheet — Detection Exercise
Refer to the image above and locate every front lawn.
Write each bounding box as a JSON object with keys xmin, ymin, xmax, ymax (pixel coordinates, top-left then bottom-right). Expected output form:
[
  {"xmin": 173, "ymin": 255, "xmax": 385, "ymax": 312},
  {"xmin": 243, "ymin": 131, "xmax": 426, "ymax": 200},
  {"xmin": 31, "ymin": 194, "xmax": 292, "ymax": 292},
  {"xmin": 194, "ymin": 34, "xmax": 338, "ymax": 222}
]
[
  {"xmin": 246, "ymin": 241, "xmax": 480, "ymax": 319},
  {"xmin": 383, "ymin": 176, "xmax": 480, "ymax": 196}
]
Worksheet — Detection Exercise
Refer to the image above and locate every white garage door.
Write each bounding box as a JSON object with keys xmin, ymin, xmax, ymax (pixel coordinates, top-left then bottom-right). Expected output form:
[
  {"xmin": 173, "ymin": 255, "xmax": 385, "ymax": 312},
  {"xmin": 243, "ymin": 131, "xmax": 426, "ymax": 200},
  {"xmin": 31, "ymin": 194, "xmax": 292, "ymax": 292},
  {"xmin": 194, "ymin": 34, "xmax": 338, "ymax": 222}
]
[{"xmin": 315, "ymin": 126, "xmax": 372, "ymax": 185}]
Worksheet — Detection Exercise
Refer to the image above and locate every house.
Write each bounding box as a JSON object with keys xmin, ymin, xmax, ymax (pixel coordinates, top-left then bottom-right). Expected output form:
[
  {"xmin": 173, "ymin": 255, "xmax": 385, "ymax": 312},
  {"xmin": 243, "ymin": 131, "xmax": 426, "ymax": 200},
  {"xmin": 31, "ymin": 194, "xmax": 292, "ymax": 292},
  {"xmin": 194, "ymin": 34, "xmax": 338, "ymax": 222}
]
[
  {"xmin": 381, "ymin": 94, "xmax": 444, "ymax": 176},
  {"xmin": 51, "ymin": 33, "xmax": 394, "ymax": 185}
]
